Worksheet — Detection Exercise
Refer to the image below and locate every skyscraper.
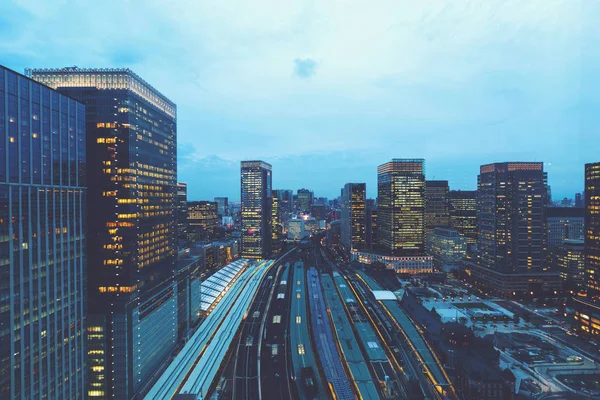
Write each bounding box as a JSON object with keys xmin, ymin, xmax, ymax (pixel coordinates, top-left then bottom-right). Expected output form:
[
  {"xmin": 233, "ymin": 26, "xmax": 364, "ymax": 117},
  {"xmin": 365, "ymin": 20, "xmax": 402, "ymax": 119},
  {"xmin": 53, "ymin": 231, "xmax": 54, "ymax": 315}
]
[
  {"xmin": 546, "ymin": 207, "xmax": 584, "ymax": 251},
  {"xmin": 573, "ymin": 162, "xmax": 600, "ymax": 339},
  {"xmin": 277, "ymin": 189, "xmax": 293, "ymax": 213},
  {"xmin": 340, "ymin": 183, "xmax": 366, "ymax": 252},
  {"xmin": 241, "ymin": 161, "xmax": 272, "ymax": 259},
  {"xmin": 575, "ymin": 192, "xmax": 583, "ymax": 208},
  {"xmin": 177, "ymin": 182, "xmax": 188, "ymax": 242},
  {"xmin": 271, "ymin": 190, "xmax": 283, "ymax": 254},
  {"xmin": 365, "ymin": 199, "xmax": 378, "ymax": 250},
  {"xmin": 214, "ymin": 196, "xmax": 228, "ymax": 218},
  {"xmin": 0, "ymin": 66, "xmax": 86, "ymax": 399},
  {"xmin": 463, "ymin": 162, "xmax": 561, "ymax": 297},
  {"xmin": 377, "ymin": 159, "xmax": 426, "ymax": 256},
  {"xmin": 425, "ymin": 180, "xmax": 450, "ymax": 232},
  {"xmin": 296, "ymin": 188, "xmax": 313, "ymax": 212},
  {"xmin": 187, "ymin": 201, "xmax": 218, "ymax": 242},
  {"xmin": 29, "ymin": 67, "xmax": 177, "ymax": 398},
  {"xmin": 449, "ymin": 190, "xmax": 478, "ymax": 245}
]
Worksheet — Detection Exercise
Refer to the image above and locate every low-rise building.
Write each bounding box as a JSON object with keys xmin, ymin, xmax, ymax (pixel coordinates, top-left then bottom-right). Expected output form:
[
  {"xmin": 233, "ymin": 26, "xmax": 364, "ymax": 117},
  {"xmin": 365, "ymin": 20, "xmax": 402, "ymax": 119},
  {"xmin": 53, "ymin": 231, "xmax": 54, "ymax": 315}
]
[{"xmin": 351, "ymin": 250, "xmax": 433, "ymax": 274}]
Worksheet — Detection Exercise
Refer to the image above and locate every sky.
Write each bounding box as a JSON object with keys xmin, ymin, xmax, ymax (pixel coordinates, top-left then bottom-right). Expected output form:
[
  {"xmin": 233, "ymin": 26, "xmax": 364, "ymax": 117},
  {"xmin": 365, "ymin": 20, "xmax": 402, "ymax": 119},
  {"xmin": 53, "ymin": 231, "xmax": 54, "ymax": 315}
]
[{"xmin": 1, "ymin": 0, "xmax": 598, "ymax": 201}]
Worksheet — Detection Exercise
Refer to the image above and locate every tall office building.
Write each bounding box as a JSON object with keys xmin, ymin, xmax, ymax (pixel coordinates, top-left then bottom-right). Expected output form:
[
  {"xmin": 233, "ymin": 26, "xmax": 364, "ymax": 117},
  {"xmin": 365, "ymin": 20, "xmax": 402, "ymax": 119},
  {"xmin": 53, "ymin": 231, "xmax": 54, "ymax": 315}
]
[
  {"xmin": 241, "ymin": 161, "xmax": 272, "ymax": 259},
  {"xmin": 29, "ymin": 67, "xmax": 177, "ymax": 398},
  {"xmin": 296, "ymin": 188, "xmax": 313, "ymax": 212},
  {"xmin": 425, "ymin": 180, "xmax": 450, "ymax": 232},
  {"xmin": 464, "ymin": 162, "xmax": 561, "ymax": 297},
  {"xmin": 575, "ymin": 192, "xmax": 583, "ymax": 208},
  {"xmin": 187, "ymin": 201, "xmax": 218, "ymax": 242},
  {"xmin": 0, "ymin": 66, "xmax": 86, "ymax": 399},
  {"xmin": 546, "ymin": 207, "xmax": 584, "ymax": 251},
  {"xmin": 449, "ymin": 190, "xmax": 478, "ymax": 245},
  {"xmin": 271, "ymin": 190, "xmax": 283, "ymax": 254},
  {"xmin": 366, "ymin": 200, "xmax": 378, "ymax": 250},
  {"xmin": 551, "ymin": 240, "xmax": 585, "ymax": 293},
  {"xmin": 177, "ymin": 183, "xmax": 188, "ymax": 242},
  {"xmin": 340, "ymin": 183, "xmax": 366, "ymax": 252},
  {"xmin": 574, "ymin": 163, "xmax": 600, "ymax": 339},
  {"xmin": 377, "ymin": 159, "xmax": 426, "ymax": 256},
  {"xmin": 214, "ymin": 196, "xmax": 228, "ymax": 218},
  {"xmin": 277, "ymin": 189, "xmax": 294, "ymax": 213}
]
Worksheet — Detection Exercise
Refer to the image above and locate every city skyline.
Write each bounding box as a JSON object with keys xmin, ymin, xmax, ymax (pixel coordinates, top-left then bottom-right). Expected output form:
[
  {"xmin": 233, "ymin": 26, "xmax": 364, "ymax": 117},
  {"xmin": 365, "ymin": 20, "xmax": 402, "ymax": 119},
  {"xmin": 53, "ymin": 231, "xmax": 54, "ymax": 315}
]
[{"xmin": 1, "ymin": 1, "xmax": 598, "ymax": 200}]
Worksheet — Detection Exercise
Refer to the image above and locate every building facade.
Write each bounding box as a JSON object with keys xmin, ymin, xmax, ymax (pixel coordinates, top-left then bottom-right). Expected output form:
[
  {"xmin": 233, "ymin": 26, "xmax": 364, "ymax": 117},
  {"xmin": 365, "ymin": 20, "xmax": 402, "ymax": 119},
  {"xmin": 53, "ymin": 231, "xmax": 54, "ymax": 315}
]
[
  {"xmin": 177, "ymin": 182, "xmax": 188, "ymax": 242},
  {"xmin": 277, "ymin": 189, "xmax": 293, "ymax": 213},
  {"xmin": 425, "ymin": 180, "xmax": 450, "ymax": 232},
  {"xmin": 240, "ymin": 161, "xmax": 272, "ymax": 259},
  {"xmin": 29, "ymin": 67, "xmax": 178, "ymax": 399},
  {"xmin": 551, "ymin": 240, "xmax": 585, "ymax": 293},
  {"xmin": 377, "ymin": 159, "xmax": 426, "ymax": 256},
  {"xmin": 427, "ymin": 228, "xmax": 467, "ymax": 273},
  {"xmin": 546, "ymin": 207, "xmax": 584, "ymax": 251},
  {"xmin": 187, "ymin": 201, "xmax": 218, "ymax": 242},
  {"xmin": 214, "ymin": 196, "xmax": 228, "ymax": 218},
  {"xmin": 296, "ymin": 188, "xmax": 313, "ymax": 212},
  {"xmin": 340, "ymin": 183, "xmax": 366, "ymax": 252},
  {"xmin": 449, "ymin": 190, "xmax": 478, "ymax": 245},
  {"xmin": 574, "ymin": 162, "xmax": 600, "ymax": 339},
  {"xmin": 0, "ymin": 66, "xmax": 87, "ymax": 399},
  {"xmin": 351, "ymin": 251, "xmax": 433, "ymax": 274},
  {"xmin": 366, "ymin": 200, "xmax": 378, "ymax": 250},
  {"xmin": 271, "ymin": 190, "xmax": 283, "ymax": 254}
]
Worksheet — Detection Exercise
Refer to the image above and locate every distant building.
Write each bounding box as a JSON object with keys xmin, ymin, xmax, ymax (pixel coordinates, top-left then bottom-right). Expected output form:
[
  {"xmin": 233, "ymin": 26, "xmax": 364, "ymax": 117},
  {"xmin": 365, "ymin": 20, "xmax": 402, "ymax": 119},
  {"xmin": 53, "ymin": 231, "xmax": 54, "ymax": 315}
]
[
  {"xmin": 551, "ymin": 239, "xmax": 585, "ymax": 293},
  {"xmin": 277, "ymin": 189, "xmax": 294, "ymax": 213},
  {"xmin": 377, "ymin": 159, "xmax": 426, "ymax": 256},
  {"xmin": 573, "ymin": 162, "xmax": 600, "ymax": 340},
  {"xmin": 351, "ymin": 251, "xmax": 433, "ymax": 274},
  {"xmin": 304, "ymin": 217, "xmax": 319, "ymax": 235},
  {"xmin": 425, "ymin": 180, "xmax": 450, "ymax": 233},
  {"xmin": 427, "ymin": 228, "xmax": 467, "ymax": 273},
  {"xmin": 546, "ymin": 206, "xmax": 584, "ymax": 251},
  {"xmin": 464, "ymin": 162, "xmax": 561, "ymax": 297},
  {"xmin": 0, "ymin": 66, "xmax": 86, "ymax": 399},
  {"xmin": 177, "ymin": 183, "xmax": 188, "ymax": 241},
  {"xmin": 296, "ymin": 188, "xmax": 313, "ymax": 212},
  {"xmin": 288, "ymin": 218, "xmax": 306, "ymax": 240},
  {"xmin": 222, "ymin": 216, "xmax": 234, "ymax": 228},
  {"xmin": 366, "ymin": 201, "xmax": 378, "ymax": 250},
  {"xmin": 241, "ymin": 160, "xmax": 272, "ymax": 259},
  {"xmin": 340, "ymin": 183, "xmax": 366, "ymax": 252},
  {"xmin": 271, "ymin": 190, "xmax": 283, "ymax": 254},
  {"xmin": 187, "ymin": 201, "xmax": 218, "ymax": 242},
  {"xmin": 310, "ymin": 204, "xmax": 327, "ymax": 220},
  {"xmin": 449, "ymin": 190, "xmax": 478, "ymax": 245},
  {"xmin": 214, "ymin": 196, "xmax": 229, "ymax": 218},
  {"xmin": 575, "ymin": 192, "xmax": 583, "ymax": 208}
]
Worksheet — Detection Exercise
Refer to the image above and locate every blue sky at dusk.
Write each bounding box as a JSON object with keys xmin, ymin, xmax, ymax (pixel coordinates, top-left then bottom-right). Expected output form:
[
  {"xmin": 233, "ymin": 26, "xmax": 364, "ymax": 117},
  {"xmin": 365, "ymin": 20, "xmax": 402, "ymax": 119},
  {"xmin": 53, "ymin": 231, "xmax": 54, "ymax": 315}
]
[{"xmin": 1, "ymin": 0, "xmax": 598, "ymax": 201}]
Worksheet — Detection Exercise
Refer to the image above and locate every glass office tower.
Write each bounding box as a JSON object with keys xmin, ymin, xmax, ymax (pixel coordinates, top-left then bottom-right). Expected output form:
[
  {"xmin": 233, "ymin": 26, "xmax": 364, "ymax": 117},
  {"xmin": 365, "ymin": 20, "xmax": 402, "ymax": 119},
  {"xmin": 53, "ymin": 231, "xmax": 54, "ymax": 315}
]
[
  {"xmin": 340, "ymin": 183, "xmax": 366, "ymax": 252},
  {"xmin": 28, "ymin": 68, "xmax": 177, "ymax": 399},
  {"xmin": 377, "ymin": 159, "xmax": 426, "ymax": 256},
  {"xmin": 241, "ymin": 160, "xmax": 272, "ymax": 259},
  {"xmin": 0, "ymin": 66, "xmax": 86, "ymax": 399},
  {"xmin": 177, "ymin": 183, "xmax": 188, "ymax": 242},
  {"xmin": 448, "ymin": 190, "xmax": 478, "ymax": 245},
  {"xmin": 425, "ymin": 180, "xmax": 450, "ymax": 232}
]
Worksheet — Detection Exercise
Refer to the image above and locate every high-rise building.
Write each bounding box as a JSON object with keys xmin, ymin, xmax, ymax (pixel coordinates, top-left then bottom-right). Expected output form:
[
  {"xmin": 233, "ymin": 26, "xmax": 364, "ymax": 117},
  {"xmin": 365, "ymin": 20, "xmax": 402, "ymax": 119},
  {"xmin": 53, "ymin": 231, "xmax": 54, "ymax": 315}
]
[
  {"xmin": 449, "ymin": 190, "xmax": 478, "ymax": 245},
  {"xmin": 546, "ymin": 207, "xmax": 584, "ymax": 251},
  {"xmin": 241, "ymin": 161, "xmax": 272, "ymax": 259},
  {"xmin": 271, "ymin": 190, "xmax": 283, "ymax": 254},
  {"xmin": 214, "ymin": 196, "xmax": 228, "ymax": 218},
  {"xmin": 177, "ymin": 182, "xmax": 188, "ymax": 242},
  {"xmin": 296, "ymin": 188, "xmax": 313, "ymax": 212},
  {"xmin": 425, "ymin": 180, "xmax": 450, "ymax": 232},
  {"xmin": 427, "ymin": 228, "xmax": 467, "ymax": 273},
  {"xmin": 551, "ymin": 239, "xmax": 585, "ymax": 293},
  {"xmin": 29, "ymin": 67, "xmax": 178, "ymax": 398},
  {"xmin": 366, "ymin": 200, "xmax": 378, "ymax": 250},
  {"xmin": 187, "ymin": 201, "xmax": 218, "ymax": 242},
  {"xmin": 575, "ymin": 192, "xmax": 583, "ymax": 208},
  {"xmin": 340, "ymin": 183, "xmax": 366, "ymax": 252},
  {"xmin": 463, "ymin": 162, "xmax": 561, "ymax": 297},
  {"xmin": 377, "ymin": 159, "xmax": 426, "ymax": 256},
  {"xmin": 277, "ymin": 189, "xmax": 294, "ymax": 213},
  {"xmin": 573, "ymin": 163, "xmax": 600, "ymax": 339},
  {"xmin": 0, "ymin": 66, "xmax": 86, "ymax": 399}
]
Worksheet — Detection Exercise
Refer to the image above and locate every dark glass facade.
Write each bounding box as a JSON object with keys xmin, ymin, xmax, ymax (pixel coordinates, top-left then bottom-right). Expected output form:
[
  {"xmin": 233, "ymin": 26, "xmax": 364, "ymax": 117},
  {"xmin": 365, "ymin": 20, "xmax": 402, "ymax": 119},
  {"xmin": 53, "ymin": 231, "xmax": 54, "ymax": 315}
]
[
  {"xmin": 377, "ymin": 159, "xmax": 425, "ymax": 256},
  {"xmin": 296, "ymin": 188, "xmax": 313, "ymax": 213},
  {"xmin": 29, "ymin": 68, "xmax": 177, "ymax": 399},
  {"xmin": 177, "ymin": 183, "xmax": 188, "ymax": 242},
  {"xmin": 187, "ymin": 201, "xmax": 218, "ymax": 242},
  {"xmin": 240, "ymin": 160, "xmax": 272, "ymax": 259},
  {"xmin": 271, "ymin": 190, "xmax": 283, "ymax": 254},
  {"xmin": 425, "ymin": 180, "xmax": 449, "ymax": 232},
  {"xmin": 214, "ymin": 196, "xmax": 228, "ymax": 218},
  {"xmin": 0, "ymin": 66, "xmax": 86, "ymax": 399},
  {"xmin": 340, "ymin": 183, "xmax": 366, "ymax": 252}
]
